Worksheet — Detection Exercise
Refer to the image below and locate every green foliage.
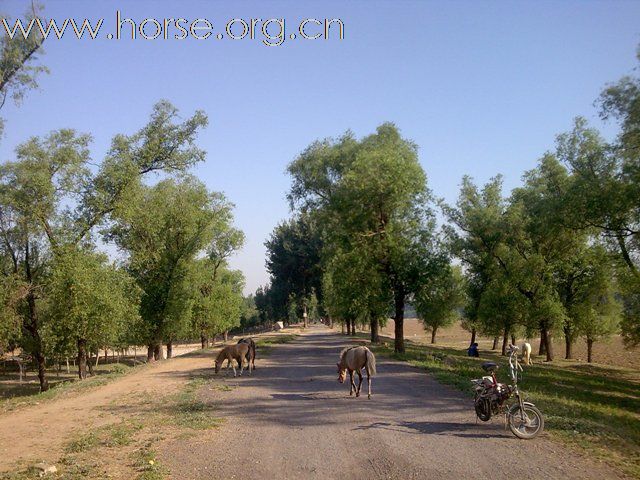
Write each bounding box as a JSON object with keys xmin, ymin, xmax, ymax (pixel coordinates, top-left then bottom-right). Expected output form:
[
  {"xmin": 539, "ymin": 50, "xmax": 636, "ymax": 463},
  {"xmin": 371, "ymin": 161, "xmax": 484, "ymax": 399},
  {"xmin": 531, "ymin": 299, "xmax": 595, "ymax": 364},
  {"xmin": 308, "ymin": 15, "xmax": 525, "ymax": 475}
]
[
  {"xmin": 264, "ymin": 213, "xmax": 323, "ymax": 322},
  {"xmin": 322, "ymin": 247, "xmax": 390, "ymax": 327},
  {"xmin": 192, "ymin": 261, "xmax": 244, "ymax": 339},
  {"xmin": 415, "ymin": 265, "xmax": 465, "ymax": 342},
  {"xmin": 0, "ymin": 101, "xmax": 209, "ymax": 390},
  {"xmin": 0, "ymin": 2, "xmax": 48, "ymax": 137},
  {"xmin": 47, "ymin": 248, "xmax": 140, "ymax": 354}
]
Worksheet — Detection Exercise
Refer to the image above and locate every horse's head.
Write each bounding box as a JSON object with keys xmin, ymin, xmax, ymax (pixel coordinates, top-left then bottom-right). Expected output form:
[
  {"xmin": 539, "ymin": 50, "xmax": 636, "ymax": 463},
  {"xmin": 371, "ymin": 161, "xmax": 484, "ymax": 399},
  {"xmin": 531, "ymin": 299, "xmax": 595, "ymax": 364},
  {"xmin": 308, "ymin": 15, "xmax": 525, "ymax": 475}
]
[
  {"xmin": 337, "ymin": 362, "xmax": 346, "ymax": 383},
  {"xmin": 214, "ymin": 358, "xmax": 222, "ymax": 373}
]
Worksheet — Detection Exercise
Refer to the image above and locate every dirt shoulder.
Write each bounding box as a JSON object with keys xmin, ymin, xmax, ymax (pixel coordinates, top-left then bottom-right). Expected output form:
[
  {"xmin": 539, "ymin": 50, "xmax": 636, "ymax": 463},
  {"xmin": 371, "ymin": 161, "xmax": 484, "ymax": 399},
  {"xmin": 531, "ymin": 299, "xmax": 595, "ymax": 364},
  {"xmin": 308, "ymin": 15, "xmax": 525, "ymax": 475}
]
[{"xmin": 0, "ymin": 330, "xmax": 296, "ymax": 476}]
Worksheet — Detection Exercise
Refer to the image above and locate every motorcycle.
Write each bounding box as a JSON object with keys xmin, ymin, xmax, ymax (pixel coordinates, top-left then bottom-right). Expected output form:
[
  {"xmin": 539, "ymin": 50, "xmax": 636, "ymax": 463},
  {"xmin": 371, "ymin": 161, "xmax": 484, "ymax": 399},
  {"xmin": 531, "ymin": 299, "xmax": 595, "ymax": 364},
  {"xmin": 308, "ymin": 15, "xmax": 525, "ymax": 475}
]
[{"xmin": 471, "ymin": 344, "xmax": 544, "ymax": 439}]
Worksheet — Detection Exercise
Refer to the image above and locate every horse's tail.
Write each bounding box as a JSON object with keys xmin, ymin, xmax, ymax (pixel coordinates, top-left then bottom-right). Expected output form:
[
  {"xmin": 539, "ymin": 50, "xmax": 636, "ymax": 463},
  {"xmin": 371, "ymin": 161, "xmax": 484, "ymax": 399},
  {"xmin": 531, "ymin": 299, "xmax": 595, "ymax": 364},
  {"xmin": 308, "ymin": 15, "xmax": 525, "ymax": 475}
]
[{"xmin": 365, "ymin": 348, "xmax": 376, "ymax": 376}]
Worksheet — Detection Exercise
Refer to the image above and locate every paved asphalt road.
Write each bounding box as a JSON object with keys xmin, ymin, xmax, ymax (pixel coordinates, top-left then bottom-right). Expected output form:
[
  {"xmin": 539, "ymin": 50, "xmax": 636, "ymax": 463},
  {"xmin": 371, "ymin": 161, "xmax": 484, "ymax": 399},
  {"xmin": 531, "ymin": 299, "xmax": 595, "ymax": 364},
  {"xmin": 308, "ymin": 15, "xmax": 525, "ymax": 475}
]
[{"xmin": 161, "ymin": 326, "xmax": 618, "ymax": 480}]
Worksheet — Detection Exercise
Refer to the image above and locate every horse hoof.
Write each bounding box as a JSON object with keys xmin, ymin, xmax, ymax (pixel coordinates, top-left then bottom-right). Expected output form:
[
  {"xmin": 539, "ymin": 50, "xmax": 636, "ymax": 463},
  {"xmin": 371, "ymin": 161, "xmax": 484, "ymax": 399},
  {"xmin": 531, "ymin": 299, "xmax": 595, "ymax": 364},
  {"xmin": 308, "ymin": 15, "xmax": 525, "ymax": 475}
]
[{"xmin": 368, "ymin": 395, "xmax": 371, "ymax": 399}]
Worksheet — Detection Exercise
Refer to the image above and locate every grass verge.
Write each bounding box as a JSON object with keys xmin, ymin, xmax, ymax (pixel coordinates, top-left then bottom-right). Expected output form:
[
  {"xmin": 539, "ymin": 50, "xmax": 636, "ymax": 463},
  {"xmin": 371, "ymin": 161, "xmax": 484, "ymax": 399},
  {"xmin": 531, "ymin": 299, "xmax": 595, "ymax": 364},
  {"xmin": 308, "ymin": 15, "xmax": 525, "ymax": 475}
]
[{"xmin": 370, "ymin": 339, "xmax": 640, "ymax": 479}]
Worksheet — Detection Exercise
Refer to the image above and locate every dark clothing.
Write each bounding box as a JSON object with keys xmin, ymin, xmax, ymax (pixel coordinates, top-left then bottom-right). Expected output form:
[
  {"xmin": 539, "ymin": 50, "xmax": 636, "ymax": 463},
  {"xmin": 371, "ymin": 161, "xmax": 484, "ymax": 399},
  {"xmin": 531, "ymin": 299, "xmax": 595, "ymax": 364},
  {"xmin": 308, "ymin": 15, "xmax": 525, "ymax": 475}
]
[{"xmin": 467, "ymin": 345, "xmax": 479, "ymax": 357}]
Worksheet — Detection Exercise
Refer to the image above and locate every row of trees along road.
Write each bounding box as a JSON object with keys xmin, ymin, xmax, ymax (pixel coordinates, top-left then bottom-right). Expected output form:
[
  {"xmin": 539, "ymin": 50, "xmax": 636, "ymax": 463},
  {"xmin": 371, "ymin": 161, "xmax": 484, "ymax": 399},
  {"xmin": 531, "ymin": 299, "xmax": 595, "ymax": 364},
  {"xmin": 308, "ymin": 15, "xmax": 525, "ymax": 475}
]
[
  {"xmin": 259, "ymin": 45, "xmax": 640, "ymax": 361},
  {"xmin": 0, "ymin": 7, "xmax": 248, "ymax": 391}
]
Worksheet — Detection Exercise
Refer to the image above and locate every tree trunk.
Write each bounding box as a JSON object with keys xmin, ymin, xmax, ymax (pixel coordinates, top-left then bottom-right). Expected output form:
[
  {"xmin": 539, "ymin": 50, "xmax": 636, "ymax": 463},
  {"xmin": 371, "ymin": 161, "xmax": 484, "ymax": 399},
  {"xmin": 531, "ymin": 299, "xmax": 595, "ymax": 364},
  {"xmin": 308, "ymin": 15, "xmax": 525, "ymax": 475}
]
[
  {"xmin": 166, "ymin": 342, "xmax": 173, "ymax": 359},
  {"xmin": 95, "ymin": 352, "xmax": 100, "ymax": 367},
  {"xmin": 153, "ymin": 343, "xmax": 162, "ymax": 361},
  {"xmin": 501, "ymin": 328, "xmax": 509, "ymax": 356},
  {"xmin": 492, "ymin": 337, "xmax": 498, "ymax": 350},
  {"xmin": 77, "ymin": 338, "xmax": 88, "ymax": 380},
  {"xmin": 224, "ymin": 331, "xmax": 228, "ymax": 342},
  {"xmin": 511, "ymin": 334, "xmax": 516, "ymax": 346},
  {"xmin": 200, "ymin": 334, "xmax": 207, "ymax": 349},
  {"xmin": 350, "ymin": 319, "xmax": 356, "ymax": 336},
  {"xmin": 370, "ymin": 317, "xmax": 380, "ymax": 344},
  {"xmin": 341, "ymin": 322, "xmax": 345, "ymax": 335},
  {"xmin": 103, "ymin": 348, "xmax": 108, "ymax": 364},
  {"xmin": 587, "ymin": 338, "xmax": 594, "ymax": 363},
  {"xmin": 22, "ymin": 242, "xmax": 49, "ymax": 393},
  {"xmin": 393, "ymin": 287, "xmax": 405, "ymax": 353},
  {"xmin": 470, "ymin": 328, "xmax": 476, "ymax": 345},
  {"xmin": 65, "ymin": 357, "xmax": 70, "ymax": 374},
  {"xmin": 543, "ymin": 328, "xmax": 554, "ymax": 362},
  {"xmin": 25, "ymin": 293, "xmax": 49, "ymax": 392},
  {"xmin": 564, "ymin": 331, "xmax": 574, "ymax": 360},
  {"xmin": 328, "ymin": 316, "xmax": 333, "ymax": 329},
  {"xmin": 87, "ymin": 356, "xmax": 94, "ymax": 376},
  {"xmin": 431, "ymin": 327, "xmax": 437, "ymax": 344},
  {"xmin": 539, "ymin": 329, "xmax": 547, "ymax": 356}
]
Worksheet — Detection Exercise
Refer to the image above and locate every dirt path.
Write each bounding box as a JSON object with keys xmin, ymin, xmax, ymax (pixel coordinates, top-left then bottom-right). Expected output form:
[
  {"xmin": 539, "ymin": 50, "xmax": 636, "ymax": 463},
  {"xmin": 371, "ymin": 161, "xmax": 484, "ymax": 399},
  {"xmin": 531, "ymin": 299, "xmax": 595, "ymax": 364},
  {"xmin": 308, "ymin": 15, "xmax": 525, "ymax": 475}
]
[
  {"xmin": 161, "ymin": 326, "xmax": 619, "ymax": 480},
  {"xmin": 0, "ymin": 348, "xmax": 216, "ymax": 471}
]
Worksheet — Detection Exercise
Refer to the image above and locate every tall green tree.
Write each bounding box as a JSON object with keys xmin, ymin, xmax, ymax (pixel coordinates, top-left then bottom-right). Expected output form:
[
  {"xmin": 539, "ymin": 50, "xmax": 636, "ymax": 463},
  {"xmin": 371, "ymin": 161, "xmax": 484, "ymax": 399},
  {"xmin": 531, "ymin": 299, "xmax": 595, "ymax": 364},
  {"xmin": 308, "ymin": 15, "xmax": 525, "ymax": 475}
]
[
  {"xmin": 288, "ymin": 123, "xmax": 443, "ymax": 352},
  {"xmin": 265, "ymin": 213, "xmax": 322, "ymax": 328},
  {"xmin": 108, "ymin": 176, "xmax": 232, "ymax": 360}
]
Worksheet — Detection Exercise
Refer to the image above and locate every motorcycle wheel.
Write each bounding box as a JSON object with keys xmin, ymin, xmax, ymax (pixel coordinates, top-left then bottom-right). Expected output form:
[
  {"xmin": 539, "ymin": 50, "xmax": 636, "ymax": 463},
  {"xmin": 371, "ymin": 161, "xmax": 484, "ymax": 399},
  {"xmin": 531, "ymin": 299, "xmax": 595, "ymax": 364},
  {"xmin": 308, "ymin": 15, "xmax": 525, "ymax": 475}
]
[
  {"xmin": 474, "ymin": 397, "xmax": 491, "ymax": 422},
  {"xmin": 508, "ymin": 404, "xmax": 544, "ymax": 439}
]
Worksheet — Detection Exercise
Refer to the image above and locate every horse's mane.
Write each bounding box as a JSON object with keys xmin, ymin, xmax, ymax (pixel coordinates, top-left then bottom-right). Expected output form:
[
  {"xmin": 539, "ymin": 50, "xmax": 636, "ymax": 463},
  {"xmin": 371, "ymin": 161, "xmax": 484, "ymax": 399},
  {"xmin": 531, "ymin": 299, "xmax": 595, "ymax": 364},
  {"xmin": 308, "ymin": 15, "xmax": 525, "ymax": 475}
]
[
  {"xmin": 340, "ymin": 345, "xmax": 367, "ymax": 360},
  {"xmin": 339, "ymin": 346, "xmax": 353, "ymax": 360},
  {"xmin": 215, "ymin": 347, "xmax": 229, "ymax": 362}
]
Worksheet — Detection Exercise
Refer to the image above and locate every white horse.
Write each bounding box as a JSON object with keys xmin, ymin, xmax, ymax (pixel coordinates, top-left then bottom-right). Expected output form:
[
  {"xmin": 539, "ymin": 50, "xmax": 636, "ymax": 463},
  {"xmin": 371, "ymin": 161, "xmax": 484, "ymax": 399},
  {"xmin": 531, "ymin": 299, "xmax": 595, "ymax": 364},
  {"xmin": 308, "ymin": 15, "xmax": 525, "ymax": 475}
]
[
  {"xmin": 521, "ymin": 342, "xmax": 532, "ymax": 365},
  {"xmin": 337, "ymin": 346, "xmax": 376, "ymax": 399}
]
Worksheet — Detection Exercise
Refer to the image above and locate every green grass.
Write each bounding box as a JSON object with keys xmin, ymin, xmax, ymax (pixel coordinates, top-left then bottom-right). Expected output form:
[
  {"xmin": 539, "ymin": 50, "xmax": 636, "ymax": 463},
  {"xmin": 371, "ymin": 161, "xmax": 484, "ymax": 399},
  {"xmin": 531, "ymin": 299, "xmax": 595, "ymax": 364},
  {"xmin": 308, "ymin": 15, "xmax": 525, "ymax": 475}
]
[
  {"xmin": 65, "ymin": 421, "xmax": 143, "ymax": 453},
  {"xmin": 167, "ymin": 378, "xmax": 221, "ymax": 430},
  {"xmin": 131, "ymin": 443, "xmax": 167, "ymax": 480},
  {"xmin": 370, "ymin": 340, "xmax": 640, "ymax": 479},
  {"xmin": 255, "ymin": 334, "xmax": 297, "ymax": 346}
]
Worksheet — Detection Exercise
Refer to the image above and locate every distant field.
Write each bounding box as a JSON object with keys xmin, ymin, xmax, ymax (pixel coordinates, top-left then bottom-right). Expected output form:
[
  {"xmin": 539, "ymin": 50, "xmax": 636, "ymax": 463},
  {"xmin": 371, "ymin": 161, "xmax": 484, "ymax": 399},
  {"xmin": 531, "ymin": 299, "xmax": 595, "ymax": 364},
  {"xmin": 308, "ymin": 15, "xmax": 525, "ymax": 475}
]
[{"xmin": 379, "ymin": 319, "xmax": 640, "ymax": 371}]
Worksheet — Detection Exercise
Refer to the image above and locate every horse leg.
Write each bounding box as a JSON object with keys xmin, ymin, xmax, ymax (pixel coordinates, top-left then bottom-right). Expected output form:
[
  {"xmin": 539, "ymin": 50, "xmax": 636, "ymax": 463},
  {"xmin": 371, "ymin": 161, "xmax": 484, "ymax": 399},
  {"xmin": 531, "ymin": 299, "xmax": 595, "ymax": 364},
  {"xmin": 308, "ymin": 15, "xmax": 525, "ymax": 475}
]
[
  {"xmin": 237, "ymin": 356, "xmax": 244, "ymax": 376},
  {"xmin": 367, "ymin": 372, "xmax": 372, "ymax": 399},
  {"xmin": 356, "ymin": 370, "xmax": 363, "ymax": 397},
  {"xmin": 232, "ymin": 362, "xmax": 237, "ymax": 377},
  {"xmin": 349, "ymin": 370, "xmax": 355, "ymax": 396}
]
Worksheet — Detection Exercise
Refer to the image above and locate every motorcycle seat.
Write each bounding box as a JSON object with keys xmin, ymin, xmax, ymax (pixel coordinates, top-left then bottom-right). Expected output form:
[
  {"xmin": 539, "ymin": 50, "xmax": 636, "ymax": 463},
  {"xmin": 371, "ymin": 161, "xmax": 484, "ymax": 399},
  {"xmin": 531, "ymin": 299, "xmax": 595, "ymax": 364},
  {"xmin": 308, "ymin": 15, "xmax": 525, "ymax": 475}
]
[{"xmin": 481, "ymin": 362, "xmax": 499, "ymax": 372}]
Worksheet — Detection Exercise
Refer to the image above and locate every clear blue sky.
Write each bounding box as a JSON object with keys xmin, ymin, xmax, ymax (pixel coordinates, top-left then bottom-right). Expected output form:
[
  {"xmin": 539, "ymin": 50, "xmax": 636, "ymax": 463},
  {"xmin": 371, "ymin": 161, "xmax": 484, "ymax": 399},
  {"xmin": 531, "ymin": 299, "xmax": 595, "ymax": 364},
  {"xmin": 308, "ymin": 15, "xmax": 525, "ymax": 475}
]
[{"xmin": 1, "ymin": 0, "xmax": 639, "ymax": 293}]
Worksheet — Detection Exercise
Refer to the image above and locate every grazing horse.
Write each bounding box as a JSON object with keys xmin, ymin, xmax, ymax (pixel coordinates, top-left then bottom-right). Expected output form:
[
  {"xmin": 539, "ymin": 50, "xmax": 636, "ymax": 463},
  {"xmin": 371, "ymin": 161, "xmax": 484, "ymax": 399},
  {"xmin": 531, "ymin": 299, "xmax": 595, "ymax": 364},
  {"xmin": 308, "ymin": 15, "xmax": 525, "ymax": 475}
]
[
  {"xmin": 337, "ymin": 346, "xmax": 376, "ymax": 399},
  {"xmin": 237, "ymin": 337, "xmax": 257, "ymax": 371},
  {"xmin": 215, "ymin": 343, "xmax": 251, "ymax": 377},
  {"xmin": 522, "ymin": 342, "xmax": 532, "ymax": 365}
]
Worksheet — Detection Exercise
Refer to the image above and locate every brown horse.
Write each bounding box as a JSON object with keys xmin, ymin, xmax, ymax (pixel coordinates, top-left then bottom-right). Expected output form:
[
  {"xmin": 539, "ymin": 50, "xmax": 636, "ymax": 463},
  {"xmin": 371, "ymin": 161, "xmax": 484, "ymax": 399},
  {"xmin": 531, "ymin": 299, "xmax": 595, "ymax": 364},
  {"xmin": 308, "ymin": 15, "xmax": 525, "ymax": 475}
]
[
  {"xmin": 237, "ymin": 338, "xmax": 256, "ymax": 371},
  {"xmin": 337, "ymin": 346, "xmax": 376, "ymax": 399},
  {"xmin": 215, "ymin": 343, "xmax": 251, "ymax": 377}
]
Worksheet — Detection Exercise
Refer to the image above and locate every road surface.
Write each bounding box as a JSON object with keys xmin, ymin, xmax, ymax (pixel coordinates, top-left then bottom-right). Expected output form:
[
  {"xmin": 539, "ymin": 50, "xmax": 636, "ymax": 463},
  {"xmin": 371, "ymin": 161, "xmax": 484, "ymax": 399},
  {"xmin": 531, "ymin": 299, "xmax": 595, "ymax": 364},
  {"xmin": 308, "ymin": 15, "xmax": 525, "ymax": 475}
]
[{"xmin": 161, "ymin": 326, "xmax": 616, "ymax": 480}]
